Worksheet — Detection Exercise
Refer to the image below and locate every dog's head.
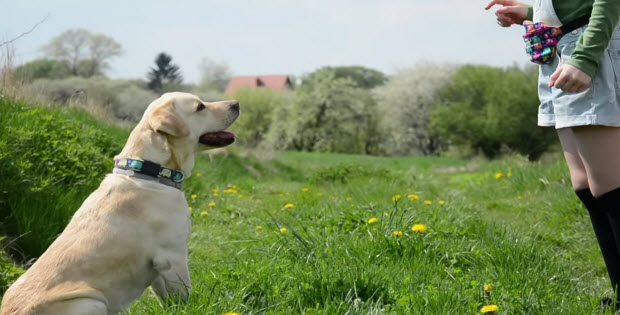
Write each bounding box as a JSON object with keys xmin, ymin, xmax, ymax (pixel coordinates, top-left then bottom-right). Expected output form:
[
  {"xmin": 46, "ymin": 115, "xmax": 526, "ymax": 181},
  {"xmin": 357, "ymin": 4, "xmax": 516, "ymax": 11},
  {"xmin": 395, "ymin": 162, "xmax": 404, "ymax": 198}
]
[
  {"xmin": 146, "ymin": 92, "xmax": 240, "ymax": 150},
  {"xmin": 117, "ymin": 92, "xmax": 240, "ymax": 177}
]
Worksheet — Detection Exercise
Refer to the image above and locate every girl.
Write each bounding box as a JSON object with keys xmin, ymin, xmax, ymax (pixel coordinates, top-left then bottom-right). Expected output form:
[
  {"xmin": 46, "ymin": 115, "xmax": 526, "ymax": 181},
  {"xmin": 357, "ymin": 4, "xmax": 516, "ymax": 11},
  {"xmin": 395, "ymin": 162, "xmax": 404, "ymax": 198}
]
[{"xmin": 486, "ymin": 0, "xmax": 620, "ymax": 307}]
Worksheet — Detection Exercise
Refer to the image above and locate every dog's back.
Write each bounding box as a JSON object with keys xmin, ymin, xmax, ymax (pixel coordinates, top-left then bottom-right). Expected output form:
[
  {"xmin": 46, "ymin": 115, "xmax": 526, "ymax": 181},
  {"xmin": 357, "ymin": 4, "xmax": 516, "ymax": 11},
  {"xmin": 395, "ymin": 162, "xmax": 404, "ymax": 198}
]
[{"xmin": 1, "ymin": 174, "xmax": 189, "ymax": 315}]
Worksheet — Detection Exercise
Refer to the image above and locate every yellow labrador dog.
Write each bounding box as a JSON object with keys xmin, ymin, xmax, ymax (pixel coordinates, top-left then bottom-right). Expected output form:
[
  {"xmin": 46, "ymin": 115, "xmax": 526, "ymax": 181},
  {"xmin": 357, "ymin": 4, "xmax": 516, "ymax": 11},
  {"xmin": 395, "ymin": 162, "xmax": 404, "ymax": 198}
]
[{"xmin": 1, "ymin": 92, "xmax": 239, "ymax": 315}]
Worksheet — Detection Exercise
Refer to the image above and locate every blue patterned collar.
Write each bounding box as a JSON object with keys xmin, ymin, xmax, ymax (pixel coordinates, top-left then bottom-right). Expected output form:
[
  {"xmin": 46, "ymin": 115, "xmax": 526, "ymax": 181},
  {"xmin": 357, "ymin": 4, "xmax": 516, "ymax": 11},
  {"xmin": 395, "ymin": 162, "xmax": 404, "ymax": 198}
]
[{"xmin": 113, "ymin": 158, "xmax": 184, "ymax": 190}]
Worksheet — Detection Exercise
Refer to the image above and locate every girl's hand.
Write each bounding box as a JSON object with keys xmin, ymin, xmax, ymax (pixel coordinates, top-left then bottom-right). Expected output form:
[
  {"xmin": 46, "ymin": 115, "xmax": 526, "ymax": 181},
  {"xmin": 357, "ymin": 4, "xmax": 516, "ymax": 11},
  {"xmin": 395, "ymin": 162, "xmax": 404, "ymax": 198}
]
[
  {"xmin": 485, "ymin": 0, "xmax": 528, "ymax": 27},
  {"xmin": 549, "ymin": 64, "xmax": 592, "ymax": 93}
]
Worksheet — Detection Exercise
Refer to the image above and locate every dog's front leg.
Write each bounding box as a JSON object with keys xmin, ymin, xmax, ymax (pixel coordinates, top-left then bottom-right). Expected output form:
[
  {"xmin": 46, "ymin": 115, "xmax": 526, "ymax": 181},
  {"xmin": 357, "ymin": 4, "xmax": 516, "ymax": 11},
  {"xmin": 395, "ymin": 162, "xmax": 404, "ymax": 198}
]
[{"xmin": 150, "ymin": 255, "xmax": 191, "ymax": 304}]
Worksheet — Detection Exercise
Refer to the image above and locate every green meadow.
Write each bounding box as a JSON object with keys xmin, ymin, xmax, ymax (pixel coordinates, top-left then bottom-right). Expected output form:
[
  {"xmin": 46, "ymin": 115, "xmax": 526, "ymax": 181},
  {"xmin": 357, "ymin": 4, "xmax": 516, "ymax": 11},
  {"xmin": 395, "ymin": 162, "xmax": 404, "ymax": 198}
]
[{"xmin": 0, "ymin": 98, "xmax": 615, "ymax": 314}]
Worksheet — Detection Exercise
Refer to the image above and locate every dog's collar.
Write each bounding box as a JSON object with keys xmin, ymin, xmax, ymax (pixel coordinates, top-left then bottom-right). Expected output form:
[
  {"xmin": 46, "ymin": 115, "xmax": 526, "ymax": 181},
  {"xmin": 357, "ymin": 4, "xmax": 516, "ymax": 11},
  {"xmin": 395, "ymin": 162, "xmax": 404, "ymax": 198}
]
[{"xmin": 113, "ymin": 158, "xmax": 184, "ymax": 190}]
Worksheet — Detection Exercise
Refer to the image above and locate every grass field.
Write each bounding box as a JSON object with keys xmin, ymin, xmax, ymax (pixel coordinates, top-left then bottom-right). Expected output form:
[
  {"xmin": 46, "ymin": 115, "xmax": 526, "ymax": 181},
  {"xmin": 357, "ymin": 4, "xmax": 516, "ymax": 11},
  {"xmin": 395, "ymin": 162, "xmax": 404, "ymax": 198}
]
[{"xmin": 0, "ymin": 98, "xmax": 616, "ymax": 314}]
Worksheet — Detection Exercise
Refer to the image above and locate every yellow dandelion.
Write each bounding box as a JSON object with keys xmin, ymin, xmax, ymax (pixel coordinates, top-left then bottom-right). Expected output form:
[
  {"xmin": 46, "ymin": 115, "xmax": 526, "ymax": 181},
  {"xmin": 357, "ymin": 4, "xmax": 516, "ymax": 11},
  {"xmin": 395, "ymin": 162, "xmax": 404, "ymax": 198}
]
[
  {"xmin": 393, "ymin": 230, "xmax": 403, "ymax": 237},
  {"xmin": 439, "ymin": 200, "xmax": 445, "ymax": 206},
  {"xmin": 200, "ymin": 211, "xmax": 209, "ymax": 217},
  {"xmin": 256, "ymin": 225, "xmax": 263, "ymax": 230},
  {"xmin": 392, "ymin": 194, "xmax": 402, "ymax": 202},
  {"xmin": 302, "ymin": 187, "xmax": 309, "ymax": 192},
  {"xmin": 480, "ymin": 304, "xmax": 498, "ymax": 313},
  {"xmin": 424, "ymin": 200, "xmax": 432, "ymax": 205},
  {"xmin": 495, "ymin": 172, "xmax": 503, "ymax": 179},
  {"xmin": 412, "ymin": 224, "xmax": 427, "ymax": 233},
  {"xmin": 212, "ymin": 188, "xmax": 219, "ymax": 193},
  {"xmin": 191, "ymin": 194, "xmax": 198, "ymax": 199},
  {"xmin": 408, "ymin": 194, "xmax": 420, "ymax": 201},
  {"xmin": 222, "ymin": 312, "xmax": 240, "ymax": 315},
  {"xmin": 196, "ymin": 172, "xmax": 202, "ymax": 177},
  {"xmin": 507, "ymin": 171, "xmax": 513, "ymax": 177},
  {"xmin": 208, "ymin": 201, "xmax": 216, "ymax": 207},
  {"xmin": 484, "ymin": 283, "xmax": 492, "ymax": 292},
  {"xmin": 368, "ymin": 217, "xmax": 379, "ymax": 224},
  {"xmin": 188, "ymin": 206, "xmax": 193, "ymax": 212},
  {"xmin": 223, "ymin": 188, "xmax": 237, "ymax": 194},
  {"xmin": 279, "ymin": 227, "xmax": 288, "ymax": 233},
  {"xmin": 284, "ymin": 203, "xmax": 294, "ymax": 209}
]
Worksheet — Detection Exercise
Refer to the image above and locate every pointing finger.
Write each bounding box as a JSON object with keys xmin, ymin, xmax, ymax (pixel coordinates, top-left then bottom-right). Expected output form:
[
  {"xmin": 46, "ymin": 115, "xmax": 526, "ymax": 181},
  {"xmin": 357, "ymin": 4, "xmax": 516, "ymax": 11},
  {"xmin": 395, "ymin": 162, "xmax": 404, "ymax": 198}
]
[{"xmin": 485, "ymin": 0, "xmax": 515, "ymax": 10}]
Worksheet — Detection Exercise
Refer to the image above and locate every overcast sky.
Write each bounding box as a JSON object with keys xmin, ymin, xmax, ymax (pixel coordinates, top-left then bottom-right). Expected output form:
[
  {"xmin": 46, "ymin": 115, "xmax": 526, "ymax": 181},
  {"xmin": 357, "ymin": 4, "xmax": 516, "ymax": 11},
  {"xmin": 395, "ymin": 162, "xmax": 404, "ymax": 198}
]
[{"xmin": 2, "ymin": 0, "xmax": 531, "ymax": 84}]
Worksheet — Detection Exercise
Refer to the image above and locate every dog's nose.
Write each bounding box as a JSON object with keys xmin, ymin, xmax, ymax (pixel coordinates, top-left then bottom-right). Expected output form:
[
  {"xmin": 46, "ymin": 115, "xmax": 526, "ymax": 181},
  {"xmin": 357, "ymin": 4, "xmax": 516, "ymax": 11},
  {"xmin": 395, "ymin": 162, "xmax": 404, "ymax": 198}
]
[{"xmin": 229, "ymin": 101, "xmax": 240, "ymax": 111}]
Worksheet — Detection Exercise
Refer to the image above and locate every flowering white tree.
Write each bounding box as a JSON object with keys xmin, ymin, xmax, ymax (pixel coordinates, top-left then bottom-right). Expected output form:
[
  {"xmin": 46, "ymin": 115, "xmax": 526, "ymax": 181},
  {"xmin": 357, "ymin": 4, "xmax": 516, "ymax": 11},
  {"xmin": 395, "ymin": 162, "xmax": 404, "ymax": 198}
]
[{"xmin": 374, "ymin": 63, "xmax": 456, "ymax": 155}]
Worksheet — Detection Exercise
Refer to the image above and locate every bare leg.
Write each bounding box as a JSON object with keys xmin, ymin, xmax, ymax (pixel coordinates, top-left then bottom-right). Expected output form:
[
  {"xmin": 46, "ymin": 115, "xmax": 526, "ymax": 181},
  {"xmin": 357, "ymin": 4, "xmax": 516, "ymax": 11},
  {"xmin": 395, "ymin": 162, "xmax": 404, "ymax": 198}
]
[
  {"xmin": 557, "ymin": 128, "xmax": 589, "ymax": 190},
  {"xmin": 560, "ymin": 126, "xmax": 620, "ymax": 299},
  {"xmin": 571, "ymin": 126, "xmax": 620, "ymax": 197}
]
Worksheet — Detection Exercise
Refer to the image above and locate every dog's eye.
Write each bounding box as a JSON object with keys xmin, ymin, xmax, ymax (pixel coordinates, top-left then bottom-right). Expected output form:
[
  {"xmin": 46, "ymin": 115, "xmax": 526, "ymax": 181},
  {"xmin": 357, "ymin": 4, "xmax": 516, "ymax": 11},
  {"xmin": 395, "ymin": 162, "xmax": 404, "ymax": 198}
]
[{"xmin": 196, "ymin": 103, "xmax": 206, "ymax": 112}]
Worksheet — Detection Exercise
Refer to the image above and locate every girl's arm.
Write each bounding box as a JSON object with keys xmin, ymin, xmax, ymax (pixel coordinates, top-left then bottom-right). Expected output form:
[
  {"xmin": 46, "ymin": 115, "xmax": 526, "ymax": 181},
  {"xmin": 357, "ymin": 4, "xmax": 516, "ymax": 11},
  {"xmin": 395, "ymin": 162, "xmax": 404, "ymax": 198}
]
[{"xmin": 566, "ymin": 0, "xmax": 620, "ymax": 79}]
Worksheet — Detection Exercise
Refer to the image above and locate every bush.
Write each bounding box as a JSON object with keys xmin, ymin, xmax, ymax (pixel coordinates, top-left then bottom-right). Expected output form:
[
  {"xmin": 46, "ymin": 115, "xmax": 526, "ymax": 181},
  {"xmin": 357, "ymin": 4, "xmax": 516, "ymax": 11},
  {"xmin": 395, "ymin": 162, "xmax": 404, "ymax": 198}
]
[
  {"xmin": 0, "ymin": 238, "xmax": 24, "ymax": 295},
  {"xmin": 29, "ymin": 77, "xmax": 158, "ymax": 121},
  {"xmin": 0, "ymin": 98, "xmax": 125, "ymax": 258},
  {"xmin": 230, "ymin": 88, "xmax": 287, "ymax": 148},
  {"xmin": 430, "ymin": 65, "xmax": 556, "ymax": 160},
  {"xmin": 14, "ymin": 59, "xmax": 71, "ymax": 81},
  {"xmin": 374, "ymin": 63, "xmax": 456, "ymax": 155},
  {"xmin": 269, "ymin": 69, "xmax": 380, "ymax": 154}
]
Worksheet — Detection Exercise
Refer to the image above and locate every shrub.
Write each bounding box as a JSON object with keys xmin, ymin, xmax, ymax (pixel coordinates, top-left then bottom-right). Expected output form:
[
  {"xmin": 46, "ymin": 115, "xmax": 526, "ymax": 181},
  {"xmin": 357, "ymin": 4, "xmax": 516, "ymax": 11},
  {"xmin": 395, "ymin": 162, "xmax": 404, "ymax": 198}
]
[
  {"xmin": 13, "ymin": 59, "xmax": 71, "ymax": 81},
  {"xmin": 230, "ymin": 88, "xmax": 287, "ymax": 148},
  {"xmin": 270, "ymin": 69, "xmax": 380, "ymax": 154},
  {"xmin": 374, "ymin": 63, "xmax": 456, "ymax": 155},
  {"xmin": 430, "ymin": 65, "xmax": 556, "ymax": 160},
  {"xmin": 0, "ymin": 237, "xmax": 24, "ymax": 295},
  {"xmin": 29, "ymin": 77, "xmax": 158, "ymax": 121},
  {"xmin": 0, "ymin": 98, "xmax": 125, "ymax": 258}
]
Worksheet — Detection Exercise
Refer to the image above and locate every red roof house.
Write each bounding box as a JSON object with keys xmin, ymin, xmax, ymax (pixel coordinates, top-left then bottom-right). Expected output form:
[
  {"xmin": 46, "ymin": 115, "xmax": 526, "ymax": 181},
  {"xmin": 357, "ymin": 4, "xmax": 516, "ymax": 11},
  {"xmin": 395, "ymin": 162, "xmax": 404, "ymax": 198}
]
[{"xmin": 225, "ymin": 75, "xmax": 292, "ymax": 95}]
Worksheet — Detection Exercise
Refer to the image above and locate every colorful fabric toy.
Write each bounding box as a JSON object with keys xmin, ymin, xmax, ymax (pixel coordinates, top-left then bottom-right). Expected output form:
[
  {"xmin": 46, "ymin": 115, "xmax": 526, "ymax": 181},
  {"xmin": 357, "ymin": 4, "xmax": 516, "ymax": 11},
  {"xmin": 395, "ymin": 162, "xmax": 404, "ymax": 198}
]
[
  {"xmin": 522, "ymin": 16, "xmax": 590, "ymax": 65},
  {"xmin": 523, "ymin": 21, "xmax": 563, "ymax": 64}
]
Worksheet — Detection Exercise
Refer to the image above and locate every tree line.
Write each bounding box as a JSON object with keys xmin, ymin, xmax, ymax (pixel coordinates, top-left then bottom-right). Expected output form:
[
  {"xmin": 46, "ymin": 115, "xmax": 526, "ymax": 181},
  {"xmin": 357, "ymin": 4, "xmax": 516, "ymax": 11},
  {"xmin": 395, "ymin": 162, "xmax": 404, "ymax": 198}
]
[{"xmin": 12, "ymin": 28, "xmax": 556, "ymax": 160}]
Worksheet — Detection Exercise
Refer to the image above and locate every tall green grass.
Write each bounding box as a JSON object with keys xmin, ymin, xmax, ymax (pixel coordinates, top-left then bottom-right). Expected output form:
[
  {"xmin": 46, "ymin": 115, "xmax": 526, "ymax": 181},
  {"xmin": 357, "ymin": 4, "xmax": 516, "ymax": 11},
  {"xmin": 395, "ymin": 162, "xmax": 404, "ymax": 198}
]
[{"xmin": 0, "ymin": 97, "xmax": 125, "ymax": 258}]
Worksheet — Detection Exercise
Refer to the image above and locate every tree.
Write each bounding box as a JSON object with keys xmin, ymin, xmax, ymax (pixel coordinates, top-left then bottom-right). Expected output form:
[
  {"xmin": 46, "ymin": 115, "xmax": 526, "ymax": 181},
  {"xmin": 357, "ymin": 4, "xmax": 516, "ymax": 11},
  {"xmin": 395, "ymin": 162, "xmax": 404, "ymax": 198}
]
[
  {"xmin": 267, "ymin": 69, "xmax": 379, "ymax": 154},
  {"xmin": 230, "ymin": 88, "xmax": 286, "ymax": 148},
  {"xmin": 198, "ymin": 58, "xmax": 231, "ymax": 92},
  {"xmin": 304, "ymin": 66, "xmax": 387, "ymax": 89},
  {"xmin": 430, "ymin": 65, "xmax": 556, "ymax": 160},
  {"xmin": 146, "ymin": 53, "xmax": 183, "ymax": 93},
  {"xmin": 41, "ymin": 29, "xmax": 122, "ymax": 77},
  {"xmin": 373, "ymin": 63, "xmax": 456, "ymax": 155}
]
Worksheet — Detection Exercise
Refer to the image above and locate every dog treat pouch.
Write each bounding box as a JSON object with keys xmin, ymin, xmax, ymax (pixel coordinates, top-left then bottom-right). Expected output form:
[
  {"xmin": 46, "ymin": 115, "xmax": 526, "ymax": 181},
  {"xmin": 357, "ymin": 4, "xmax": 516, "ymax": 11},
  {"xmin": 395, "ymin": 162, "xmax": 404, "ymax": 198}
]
[{"xmin": 522, "ymin": 15, "xmax": 589, "ymax": 65}]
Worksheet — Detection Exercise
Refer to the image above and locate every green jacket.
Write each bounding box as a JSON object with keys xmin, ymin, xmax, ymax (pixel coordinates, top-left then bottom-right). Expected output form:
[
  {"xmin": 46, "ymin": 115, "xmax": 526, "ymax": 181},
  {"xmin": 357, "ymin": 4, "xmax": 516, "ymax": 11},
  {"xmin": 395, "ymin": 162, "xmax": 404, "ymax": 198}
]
[{"xmin": 527, "ymin": 0, "xmax": 620, "ymax": 78}]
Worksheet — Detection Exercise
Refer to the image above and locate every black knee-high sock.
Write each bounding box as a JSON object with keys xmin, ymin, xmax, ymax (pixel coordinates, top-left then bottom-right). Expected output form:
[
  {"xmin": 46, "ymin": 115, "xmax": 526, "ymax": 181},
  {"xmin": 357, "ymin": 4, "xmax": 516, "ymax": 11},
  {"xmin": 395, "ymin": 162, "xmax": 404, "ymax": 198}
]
[{"xmin": 577, "ymin": 188, "xmax": 620, "ymax": 293}]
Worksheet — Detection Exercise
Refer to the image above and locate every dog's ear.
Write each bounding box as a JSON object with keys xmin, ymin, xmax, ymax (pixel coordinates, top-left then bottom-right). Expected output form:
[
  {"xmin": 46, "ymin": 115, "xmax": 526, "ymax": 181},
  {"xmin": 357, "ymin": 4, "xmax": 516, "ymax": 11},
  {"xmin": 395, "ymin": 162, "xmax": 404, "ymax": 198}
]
[{"xmin": 149, "ymin": 101, "xmax": 190, "ymax": 137}]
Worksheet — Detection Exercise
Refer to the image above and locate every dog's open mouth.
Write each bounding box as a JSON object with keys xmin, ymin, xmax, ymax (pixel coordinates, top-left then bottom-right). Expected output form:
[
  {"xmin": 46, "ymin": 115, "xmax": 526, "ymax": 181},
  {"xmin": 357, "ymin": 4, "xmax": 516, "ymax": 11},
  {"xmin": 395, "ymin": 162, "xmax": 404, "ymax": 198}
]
[{"xmin": 199, "ymin": 131, "xmax": 237, "ymax": 147}]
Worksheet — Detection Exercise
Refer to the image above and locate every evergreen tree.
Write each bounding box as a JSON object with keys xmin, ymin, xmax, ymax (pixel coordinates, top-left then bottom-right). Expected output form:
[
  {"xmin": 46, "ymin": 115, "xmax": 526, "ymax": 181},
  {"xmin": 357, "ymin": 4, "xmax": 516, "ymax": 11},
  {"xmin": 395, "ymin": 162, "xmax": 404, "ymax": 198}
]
[{"xmin": 147, "ymin": 53, "xmax": 182, "ymax": 93}]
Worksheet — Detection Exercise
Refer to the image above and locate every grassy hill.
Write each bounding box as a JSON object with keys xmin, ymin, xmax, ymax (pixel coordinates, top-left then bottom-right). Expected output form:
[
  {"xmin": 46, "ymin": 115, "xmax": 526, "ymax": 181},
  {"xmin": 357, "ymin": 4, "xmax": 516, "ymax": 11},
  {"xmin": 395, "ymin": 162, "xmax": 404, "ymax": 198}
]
[{"xmin": 0, "ymin": 98, "xmax": 613, "ymax": 314}]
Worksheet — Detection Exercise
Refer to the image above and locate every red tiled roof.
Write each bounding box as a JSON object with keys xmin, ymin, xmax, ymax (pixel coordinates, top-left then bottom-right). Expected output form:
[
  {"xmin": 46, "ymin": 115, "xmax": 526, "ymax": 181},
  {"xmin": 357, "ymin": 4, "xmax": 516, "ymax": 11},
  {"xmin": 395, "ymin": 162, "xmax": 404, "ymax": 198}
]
[{"xmin": 225, "ymin": 75, "xmax": 291, "ymax": 95}]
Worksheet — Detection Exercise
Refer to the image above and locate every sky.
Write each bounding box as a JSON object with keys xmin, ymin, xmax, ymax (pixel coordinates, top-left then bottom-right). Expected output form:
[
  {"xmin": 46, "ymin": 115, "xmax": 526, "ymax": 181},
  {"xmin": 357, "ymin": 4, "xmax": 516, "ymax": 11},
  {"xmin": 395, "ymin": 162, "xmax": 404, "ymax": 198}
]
[{"xmin": 1, "ymin": 0, "xmax": 531, "ymax": 84}]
